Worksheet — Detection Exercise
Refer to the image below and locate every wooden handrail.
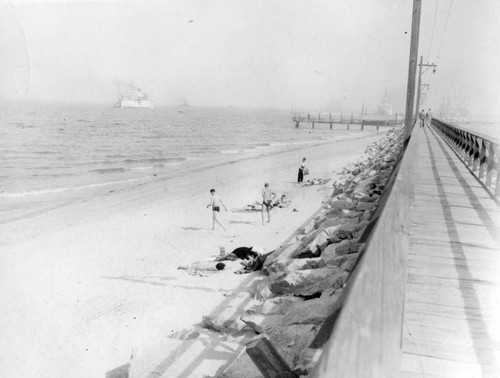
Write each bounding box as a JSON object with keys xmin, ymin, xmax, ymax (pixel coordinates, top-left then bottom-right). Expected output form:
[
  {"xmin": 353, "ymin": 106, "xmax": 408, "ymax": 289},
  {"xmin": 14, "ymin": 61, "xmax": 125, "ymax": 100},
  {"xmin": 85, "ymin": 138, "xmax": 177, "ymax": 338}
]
[
  {"xmin": 432, "ymin": 118, "xmax": 500, "ymax": 197},
  {"xmin": 310, "ymin": 128, "xmax": 418, "ymax": 378}
]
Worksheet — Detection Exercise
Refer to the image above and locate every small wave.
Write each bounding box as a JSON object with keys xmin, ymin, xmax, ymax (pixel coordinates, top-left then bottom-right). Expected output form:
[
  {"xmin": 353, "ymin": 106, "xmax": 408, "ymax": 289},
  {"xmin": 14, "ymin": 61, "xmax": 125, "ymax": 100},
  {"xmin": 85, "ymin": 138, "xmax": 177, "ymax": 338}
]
[
  {"xmin": 0, "ymin": 176, "xmax": 150, "ymax": 198},
  {"xmin": 33, "ymin": 151, "xmax": 57, "ymax": 155},
  {"xmin": 270, "ymin": 142, "xmax": 289, "ymax": 146},
  {"xmin": 91, "ymin": 168, "xmax": 127, "ymax": 174},
  {"xmin": 106, "ymin": 154, "xmax": 127, "ymax": 159},
  {"xmin": 130, "ymin": 166, "xmax": 154, "ymax": 171},
  {"xmin": 31, "ymin": 173, "xmax": 76, "ymax": 178},
  {"xmin": 123, "ymin": 157, "xmax": 186, "ymax": 164}
]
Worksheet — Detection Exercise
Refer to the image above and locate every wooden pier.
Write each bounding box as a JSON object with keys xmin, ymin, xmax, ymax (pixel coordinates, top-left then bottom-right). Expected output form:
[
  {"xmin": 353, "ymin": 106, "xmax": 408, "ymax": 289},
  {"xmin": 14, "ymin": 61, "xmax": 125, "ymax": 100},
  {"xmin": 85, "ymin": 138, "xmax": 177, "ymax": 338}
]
[
  {"xmin": 401, "ymin": 125, "xmax": 500, "ymax": 377},
  {"xmin": 312, "ymin": 120, "xmax": 500, "ymax": 377},
  {"xmin": 292, "ymin": 112, "xmax": 403, "ymax": 130}
]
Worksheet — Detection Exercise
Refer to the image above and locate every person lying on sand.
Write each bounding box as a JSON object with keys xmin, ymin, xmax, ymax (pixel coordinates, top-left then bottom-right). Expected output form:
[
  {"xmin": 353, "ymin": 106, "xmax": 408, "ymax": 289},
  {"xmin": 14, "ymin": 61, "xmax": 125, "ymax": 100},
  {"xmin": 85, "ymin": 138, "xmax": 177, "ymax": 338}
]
[
  {"xmin": 304, "ymin": 178, "xmax": 330, "ymax": 186},
  {"xmin": 206, "ymin": 188, "xmax": 227, "ymax": 230},
  {"xmin": 261, "ymin": 183, "xmax": 276, "ymax": 224},
  {"xmin": 232, "ymin": 194, "xmax": 291, "ymax": 213},
  {"xmin": 272, "ymin": 194, "xmax": 292, "ymax": 208}
]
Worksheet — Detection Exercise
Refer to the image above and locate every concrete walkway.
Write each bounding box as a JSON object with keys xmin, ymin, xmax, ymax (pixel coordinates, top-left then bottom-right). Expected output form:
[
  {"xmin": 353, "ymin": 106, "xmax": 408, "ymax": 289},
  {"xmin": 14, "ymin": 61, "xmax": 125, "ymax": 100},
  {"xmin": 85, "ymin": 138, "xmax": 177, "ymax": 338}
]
[{"xmin": 401, "ymin": 126, "xmax": 500, "ymax": 377}]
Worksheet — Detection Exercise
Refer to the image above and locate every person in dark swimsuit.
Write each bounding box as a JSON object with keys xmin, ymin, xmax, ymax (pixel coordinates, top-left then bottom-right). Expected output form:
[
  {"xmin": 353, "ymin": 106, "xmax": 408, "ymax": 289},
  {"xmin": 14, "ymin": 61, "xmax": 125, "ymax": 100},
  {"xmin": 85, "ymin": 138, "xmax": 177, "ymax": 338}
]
[
  {"xmin": 298, "ymin": 157, "xmax": 307, "ymax": 183},
  {"xmin": 206, "ymin": 188, "xmax": 227, "ymax": 230},
  {"xmin": 261, "ymin": 183, "xmax": 276, "ymax": 224}
]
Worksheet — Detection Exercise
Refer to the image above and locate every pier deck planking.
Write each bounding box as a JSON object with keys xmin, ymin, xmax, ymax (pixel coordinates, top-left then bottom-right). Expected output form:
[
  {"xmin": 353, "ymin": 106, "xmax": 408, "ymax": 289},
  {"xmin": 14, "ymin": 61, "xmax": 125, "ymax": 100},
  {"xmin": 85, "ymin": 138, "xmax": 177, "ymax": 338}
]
[{"xmin": 401, "ymin": 126, "xmax": 500, "ymax": 377}]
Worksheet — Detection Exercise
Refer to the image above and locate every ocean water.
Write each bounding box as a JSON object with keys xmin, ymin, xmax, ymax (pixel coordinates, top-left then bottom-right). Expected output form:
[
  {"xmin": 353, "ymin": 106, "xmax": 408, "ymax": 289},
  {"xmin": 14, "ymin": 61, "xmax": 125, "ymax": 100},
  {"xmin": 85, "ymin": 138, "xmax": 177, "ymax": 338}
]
[
  {"xmin": 1, "ymin": 103, "xmax": 369, "ymax": 198},
  {"xmin": 437, "ymin": 114, "xmax": 500, "ymax": 140}
]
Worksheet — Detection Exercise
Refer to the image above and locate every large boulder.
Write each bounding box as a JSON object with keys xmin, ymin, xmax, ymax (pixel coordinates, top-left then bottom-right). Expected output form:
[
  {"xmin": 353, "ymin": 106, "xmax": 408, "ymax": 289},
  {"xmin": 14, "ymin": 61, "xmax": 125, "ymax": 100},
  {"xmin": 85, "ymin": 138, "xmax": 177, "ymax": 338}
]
[
  {"xmin": 260, "ymin": 296, "xmax": 305, "ymax": 315},
  {"xmin": 263, "ymin": 241, "xmax": 301, "ymax": 272},
  {"xmin": 239, "ymin": 318, "xmax": 318, "ymax": 368},
  {"xmin": 299, "ymin": 231, "xmax": 329, "ymax": 258},
  {"xmin": 340, "ymin": 253, "xmax": 359, "ymax": 272},
  {"xmin": 327, "ymin": 252, "xmax": 359, "ymax": 271},
  {"xmin": 268, "ymin": 267, "xmax": 344, "ymax": 296},
  {"xmin": 267, "ymin": 325, "xmax": 318, "ymax": 368},
  {"xmin": 321, "ymin": 243, "xmax": 339, "ymax": 265},
  {"xmin": 267, "ymin": 257, "xmax": 326, "ymax": 275},
  {"xmin": 334, "ymin": 239, "xmax": 361, "ymax": 256},
  {"xmin": 356, "ymin": 201, "xmax": 376, "ymax": 211},
  {"xmin": 282, "ymin": 289, "xmax": 343, "ymax": 326},
  {"xmin": 340, "ymin": 209, "xmax": 364, "ymax": 219},
  {"xmin": 353, "ymin": 175, "xmax": 379, "ymax": 197},
  {"xmin": 219, "ymin": 348, "xmax": 264, "ymax": 378}
]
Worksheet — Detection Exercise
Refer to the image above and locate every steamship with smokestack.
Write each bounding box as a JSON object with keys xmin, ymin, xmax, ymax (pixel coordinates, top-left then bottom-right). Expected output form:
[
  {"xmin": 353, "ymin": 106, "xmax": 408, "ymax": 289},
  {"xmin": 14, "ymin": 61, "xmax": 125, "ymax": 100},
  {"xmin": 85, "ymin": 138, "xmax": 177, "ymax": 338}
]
[{"xmin": 116, "ymin": 86, "xmax": 154, "ymax": 108}]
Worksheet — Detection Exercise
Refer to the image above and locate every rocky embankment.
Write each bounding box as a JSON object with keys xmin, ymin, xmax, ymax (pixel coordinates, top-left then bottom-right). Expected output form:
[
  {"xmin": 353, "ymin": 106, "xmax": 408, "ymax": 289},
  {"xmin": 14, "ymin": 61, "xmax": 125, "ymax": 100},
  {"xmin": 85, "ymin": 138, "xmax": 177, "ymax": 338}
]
[{"xmin": 211, "ymin": 127, "xmax": 405, "ymax": 377}]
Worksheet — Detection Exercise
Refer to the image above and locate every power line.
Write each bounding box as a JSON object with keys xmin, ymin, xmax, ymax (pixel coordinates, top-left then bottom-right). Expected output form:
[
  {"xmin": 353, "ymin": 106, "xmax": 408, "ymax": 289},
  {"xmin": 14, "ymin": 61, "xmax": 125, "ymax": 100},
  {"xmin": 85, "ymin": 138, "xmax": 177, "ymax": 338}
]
[
  {"xmin": 428, "ymin": 0, "xmax": 439, "ymax": 60},
  {"xmin": 436, "ymin": 0, "xmax": 454, "ymax": 60}
]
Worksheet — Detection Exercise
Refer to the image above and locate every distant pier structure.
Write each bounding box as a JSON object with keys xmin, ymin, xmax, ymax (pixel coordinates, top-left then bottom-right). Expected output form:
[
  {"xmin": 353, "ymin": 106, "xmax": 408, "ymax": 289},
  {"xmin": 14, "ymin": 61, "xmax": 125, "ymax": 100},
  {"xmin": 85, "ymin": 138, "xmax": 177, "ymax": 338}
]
[{"xmin": 292, "ymin": 112, "xmax": 403, "ymax": 131}]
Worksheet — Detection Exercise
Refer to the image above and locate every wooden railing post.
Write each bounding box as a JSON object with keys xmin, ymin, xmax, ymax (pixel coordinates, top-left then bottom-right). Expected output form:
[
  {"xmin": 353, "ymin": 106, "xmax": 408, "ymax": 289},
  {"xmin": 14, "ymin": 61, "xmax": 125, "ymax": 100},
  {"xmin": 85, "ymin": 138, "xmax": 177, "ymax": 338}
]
[
  {"xmin": 471, "ymin": 136, "xmax": 480, "ymax": 172},
  {"xmin": 486, "ymin": 142, "xmax": 494, "ymax": 187},
  {"xmin": 479, "ymin": 140, "xmax": 487, "ymax": 179},
  {"xmin": 467, "ymin": 133, "xmax": 474, "ymax": 166}
]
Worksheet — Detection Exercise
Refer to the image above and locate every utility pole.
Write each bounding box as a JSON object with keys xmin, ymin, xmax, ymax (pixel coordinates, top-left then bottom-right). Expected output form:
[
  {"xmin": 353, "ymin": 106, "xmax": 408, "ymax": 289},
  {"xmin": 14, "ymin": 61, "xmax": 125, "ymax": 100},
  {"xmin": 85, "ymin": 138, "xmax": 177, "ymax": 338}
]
[
  {"xmin": 403, "ymin": 0, "xmax": 422, "ymax": 140},
  {"xmin": 415, "ymin": 57, "xmax": 437, "ymax": 121},
  {"xmin": 415, "ymin": 56, "xmax": 424, "ymax": 125}
]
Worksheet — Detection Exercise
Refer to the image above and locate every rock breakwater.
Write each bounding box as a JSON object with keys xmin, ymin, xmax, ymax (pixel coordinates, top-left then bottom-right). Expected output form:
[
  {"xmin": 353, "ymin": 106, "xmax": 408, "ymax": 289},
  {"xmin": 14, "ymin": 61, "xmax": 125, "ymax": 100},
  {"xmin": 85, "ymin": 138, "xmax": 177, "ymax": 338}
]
[{"xmin": 211, "ymin": 127, "xmax": 405, "ymax": 377}]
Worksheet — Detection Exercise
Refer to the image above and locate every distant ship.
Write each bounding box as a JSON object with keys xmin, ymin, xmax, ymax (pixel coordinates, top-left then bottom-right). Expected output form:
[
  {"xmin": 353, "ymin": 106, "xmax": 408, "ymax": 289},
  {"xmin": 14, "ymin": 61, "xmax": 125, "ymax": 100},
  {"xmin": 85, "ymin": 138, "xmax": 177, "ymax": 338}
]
[
  {"xmin": 116, "ymin": 88, "xmax": 153, "ymax": 108},
  {"xmin": 377, "ymin": 89, "xmax": 393, "ymax": 115},
  {"xmin": 179, "ymin": 99, "xmax": 190, "ymax": 107}
]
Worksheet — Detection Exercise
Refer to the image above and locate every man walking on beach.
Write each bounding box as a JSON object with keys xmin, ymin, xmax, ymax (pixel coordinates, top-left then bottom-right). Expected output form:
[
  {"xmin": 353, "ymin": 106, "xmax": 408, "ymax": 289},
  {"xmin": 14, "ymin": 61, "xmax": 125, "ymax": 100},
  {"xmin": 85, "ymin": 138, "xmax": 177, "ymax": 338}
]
[
  {"xmin": 425, "ymin": 108, "xmax": 433, "ymax": 128},
  {"xmin": 419, "ymin": 109, "xmax": 425, "ymax": 128},
  {"xmin": 261, "ymin": 183, "xmax": 276, "ymax": 225},
  {"xmin": 298, "ymin": 157, "xmax": 307, "ymax": 183},
  {"xmin": 207, "ymin": 188, "xmax": 227, "ymax": 230}
]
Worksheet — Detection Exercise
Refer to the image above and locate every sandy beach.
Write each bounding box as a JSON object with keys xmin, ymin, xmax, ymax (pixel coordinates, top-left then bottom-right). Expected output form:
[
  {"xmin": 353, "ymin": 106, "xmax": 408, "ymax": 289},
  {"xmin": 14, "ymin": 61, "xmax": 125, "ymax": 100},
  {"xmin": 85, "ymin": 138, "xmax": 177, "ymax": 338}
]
[{"xmin": 0, "ymin": 132, "xmax": 385, "ymax": 377}]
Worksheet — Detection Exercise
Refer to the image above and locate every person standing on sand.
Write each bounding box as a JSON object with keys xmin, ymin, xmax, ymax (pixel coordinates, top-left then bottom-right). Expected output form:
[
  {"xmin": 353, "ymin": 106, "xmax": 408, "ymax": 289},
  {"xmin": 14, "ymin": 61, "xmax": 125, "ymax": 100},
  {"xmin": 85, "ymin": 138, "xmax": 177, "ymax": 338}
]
[
  {"xmin": 261, "ymin": 183, "xmax": 276, "ymax": 225},
  {"xmin": 206, "ymin": 188, "xmax": 227, "ymax": 230},
  {"xmin": 425, "ymin": 108, "xmax": 432, "ymax": 127},
  {"xmin": 419, "ymin": 109, "xmax": 425, "ymax": 128},
  {"xmin": 298, "ymin": 157, "xmax": 307, "ymax": 183}
]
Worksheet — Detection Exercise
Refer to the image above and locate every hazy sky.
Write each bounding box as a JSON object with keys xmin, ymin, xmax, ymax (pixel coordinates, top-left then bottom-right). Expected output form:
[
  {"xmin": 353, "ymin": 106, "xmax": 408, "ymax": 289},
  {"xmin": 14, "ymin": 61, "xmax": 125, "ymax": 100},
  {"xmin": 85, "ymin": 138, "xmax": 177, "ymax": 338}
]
[{"xmin": 1, "ymin": 0, "xmax": 499, "ymax": 113}]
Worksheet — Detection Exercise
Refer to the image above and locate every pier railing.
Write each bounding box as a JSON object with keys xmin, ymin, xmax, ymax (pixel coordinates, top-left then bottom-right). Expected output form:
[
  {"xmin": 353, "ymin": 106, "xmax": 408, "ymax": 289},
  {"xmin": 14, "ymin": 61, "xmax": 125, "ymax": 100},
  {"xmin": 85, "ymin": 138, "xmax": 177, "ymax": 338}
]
[
  {"xmin": 432, "ymin": 118, "xmax": 500, "ymax": 197},
  {"xmin": 310, "ymin": 119, "xmax": 499, "ymax": 377}
]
